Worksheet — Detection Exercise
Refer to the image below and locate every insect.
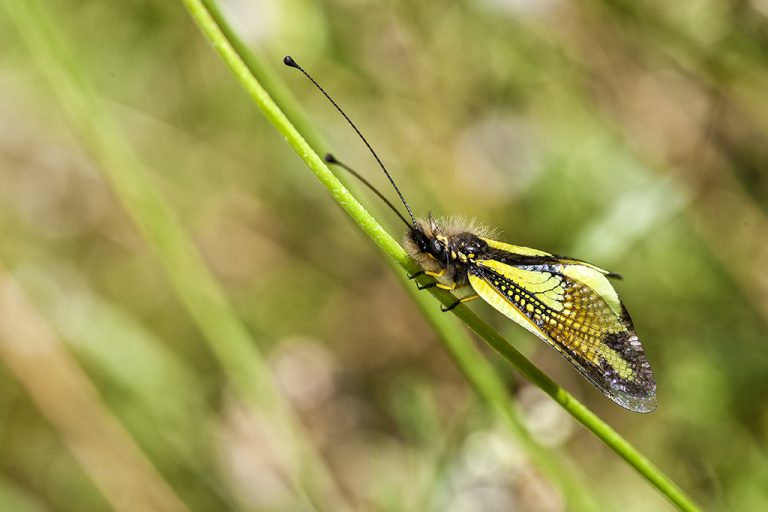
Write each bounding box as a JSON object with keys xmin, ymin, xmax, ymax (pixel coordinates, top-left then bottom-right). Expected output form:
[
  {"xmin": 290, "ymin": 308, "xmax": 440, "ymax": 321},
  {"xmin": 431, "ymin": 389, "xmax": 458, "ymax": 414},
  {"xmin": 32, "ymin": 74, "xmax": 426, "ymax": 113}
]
[{"xmin": 284, "ymin": 56, "xmax": 657, "ymax": 413}]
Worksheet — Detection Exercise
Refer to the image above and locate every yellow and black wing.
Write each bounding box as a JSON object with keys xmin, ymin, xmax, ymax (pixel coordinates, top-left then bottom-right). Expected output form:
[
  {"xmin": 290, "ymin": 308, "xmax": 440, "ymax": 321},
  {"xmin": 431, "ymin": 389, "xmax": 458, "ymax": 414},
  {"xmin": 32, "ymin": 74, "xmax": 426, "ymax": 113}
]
[{"xmin": 468, "ymin": 238, "xmax": 657, "ymax": 413}]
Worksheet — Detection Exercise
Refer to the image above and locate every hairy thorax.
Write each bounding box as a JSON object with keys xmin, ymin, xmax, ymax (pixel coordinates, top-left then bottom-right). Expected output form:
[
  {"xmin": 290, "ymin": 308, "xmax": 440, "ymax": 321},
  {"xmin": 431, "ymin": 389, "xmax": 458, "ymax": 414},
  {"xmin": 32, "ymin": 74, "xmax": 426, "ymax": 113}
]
[{"xmin": 403, "ymin": 216, "xmax": 495, "ymax": 286}]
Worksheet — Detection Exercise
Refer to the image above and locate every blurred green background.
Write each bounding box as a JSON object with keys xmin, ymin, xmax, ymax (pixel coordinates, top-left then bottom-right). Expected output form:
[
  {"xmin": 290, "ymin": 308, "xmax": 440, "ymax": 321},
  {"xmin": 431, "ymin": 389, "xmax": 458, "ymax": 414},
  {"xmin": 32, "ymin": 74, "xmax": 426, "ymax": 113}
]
[{"xmin": 1, "ymin": 0, "xmax": 768, "ymax": 511}]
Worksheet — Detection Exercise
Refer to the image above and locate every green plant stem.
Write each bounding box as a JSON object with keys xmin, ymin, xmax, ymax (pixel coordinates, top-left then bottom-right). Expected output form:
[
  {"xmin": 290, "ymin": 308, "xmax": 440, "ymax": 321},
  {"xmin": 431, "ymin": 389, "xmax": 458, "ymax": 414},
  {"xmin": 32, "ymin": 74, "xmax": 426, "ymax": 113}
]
[
  {"xmin": 178, "ymin": 1, "xmax": 701, "ymax": 510},
  {"xmin": 3, "ymin": 1, "xmax": 351, "ymax": 510},
  {"xmin": 193, "ymin": 5, "xmax": 600, "ymax": 510}
]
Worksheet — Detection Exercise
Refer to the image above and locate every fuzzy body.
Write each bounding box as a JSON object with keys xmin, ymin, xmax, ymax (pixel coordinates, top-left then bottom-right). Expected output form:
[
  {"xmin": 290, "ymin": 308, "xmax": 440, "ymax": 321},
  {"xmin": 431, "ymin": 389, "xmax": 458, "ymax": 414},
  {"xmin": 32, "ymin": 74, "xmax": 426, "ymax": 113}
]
[{"xmin": 403, "ymin": 216, "xmax": 497, "ymax": 288}]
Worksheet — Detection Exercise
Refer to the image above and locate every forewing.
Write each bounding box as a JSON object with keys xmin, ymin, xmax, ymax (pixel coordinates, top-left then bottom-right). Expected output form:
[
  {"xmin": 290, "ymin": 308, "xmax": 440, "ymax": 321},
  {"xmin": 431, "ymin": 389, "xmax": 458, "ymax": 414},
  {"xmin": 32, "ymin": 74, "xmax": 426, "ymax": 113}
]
[
  {"xmin": 468, "ymin": 254, "xmax": 656, "ymax": 413},
  {"xmin": 481, "ymin": 238, "xmax": 618, "ymax": 277}
]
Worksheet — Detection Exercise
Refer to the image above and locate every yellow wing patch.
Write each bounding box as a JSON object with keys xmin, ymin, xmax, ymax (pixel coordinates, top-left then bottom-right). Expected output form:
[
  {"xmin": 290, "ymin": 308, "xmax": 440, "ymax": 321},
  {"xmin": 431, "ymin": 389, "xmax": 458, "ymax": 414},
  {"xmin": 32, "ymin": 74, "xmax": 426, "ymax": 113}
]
[
  {"xmin": 560, "ymin": 264, "xmax": 622, "ymax": 317},
  {"xmin": 468, "ymin": 257, "xmax": 656, "ymax": 412},
  {"xmin": 468, "ymin": 274, "xmax": 547, "ymax": 341},
  {"xmin": 481, "ymin": 238, "xmax": 552, "ymax": 257},
  {"xmin": 476, "ymin": 259, "xmax": 565, "ymax": 312}
]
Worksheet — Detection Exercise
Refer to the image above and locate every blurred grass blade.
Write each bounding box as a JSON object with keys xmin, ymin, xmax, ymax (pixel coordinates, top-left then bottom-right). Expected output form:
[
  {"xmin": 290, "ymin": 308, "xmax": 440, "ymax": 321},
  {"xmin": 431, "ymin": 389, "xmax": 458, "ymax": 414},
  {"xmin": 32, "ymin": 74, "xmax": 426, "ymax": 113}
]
[
  {"xmin": 0, "ymin": 476, "xmax": 52, "ymax": 512},
  {"xmin": 0, "ymin": 266, "xmax": 190, "ymax": 512},
  {"xmin": 176, "ymin": 1, "xmax": 701, "ymax": 510},
  {"xmin": 16, "ymin": 263, "xmax": 239, "ymax": 509},
  {"xmin": 2, "ymin": 1, "xmax": 351, "ymax": 510}
]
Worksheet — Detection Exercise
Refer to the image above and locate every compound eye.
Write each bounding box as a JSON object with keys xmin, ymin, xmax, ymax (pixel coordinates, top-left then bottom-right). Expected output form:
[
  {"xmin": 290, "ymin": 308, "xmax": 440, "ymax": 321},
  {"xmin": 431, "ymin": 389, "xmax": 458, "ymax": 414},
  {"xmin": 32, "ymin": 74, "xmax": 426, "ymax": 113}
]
[
  {"xmin": 412, "ymin": 230, "xmax": 431, "ymax": 253},
  {"xmin": 431, "ymin": 239, "xmax": 444, "ymax": 255}
]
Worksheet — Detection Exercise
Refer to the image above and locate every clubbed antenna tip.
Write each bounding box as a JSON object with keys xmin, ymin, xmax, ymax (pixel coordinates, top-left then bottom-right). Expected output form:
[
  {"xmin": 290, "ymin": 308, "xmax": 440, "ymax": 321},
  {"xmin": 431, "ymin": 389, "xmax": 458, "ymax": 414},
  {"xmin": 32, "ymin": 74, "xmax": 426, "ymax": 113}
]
[{"xmin": 283, "ymin": 55, "xmax": 298, "ymax": 68}]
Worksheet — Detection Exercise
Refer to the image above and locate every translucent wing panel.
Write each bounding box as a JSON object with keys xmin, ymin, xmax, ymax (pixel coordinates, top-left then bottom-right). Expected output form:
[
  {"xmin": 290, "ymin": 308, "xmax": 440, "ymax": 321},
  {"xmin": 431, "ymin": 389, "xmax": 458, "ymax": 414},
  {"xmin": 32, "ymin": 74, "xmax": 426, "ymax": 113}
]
[{"xmin": 469, "ymin": 259, "xmax": 656, "ymax": 413}]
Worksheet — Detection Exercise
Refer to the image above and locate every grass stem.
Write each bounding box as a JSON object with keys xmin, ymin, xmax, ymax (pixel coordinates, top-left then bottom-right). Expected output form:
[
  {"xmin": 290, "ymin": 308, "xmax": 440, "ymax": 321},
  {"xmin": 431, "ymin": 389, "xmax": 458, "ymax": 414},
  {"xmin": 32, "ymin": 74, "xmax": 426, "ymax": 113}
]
[{"xmin": 178, "ymin": 1, "xmax": 701, "ymax": 510}]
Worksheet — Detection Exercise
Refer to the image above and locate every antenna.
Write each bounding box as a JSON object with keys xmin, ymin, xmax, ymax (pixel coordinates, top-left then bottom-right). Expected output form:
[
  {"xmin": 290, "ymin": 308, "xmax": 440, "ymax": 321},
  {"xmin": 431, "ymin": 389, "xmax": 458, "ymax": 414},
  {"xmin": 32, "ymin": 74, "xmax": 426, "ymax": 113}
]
[
  {"xmin": 283, "ymin": 55, "xmax": 418, "ymax": 228},
  {"xmin": 324, "ymin": 153, "xmax": 411, "ymax": 228}
]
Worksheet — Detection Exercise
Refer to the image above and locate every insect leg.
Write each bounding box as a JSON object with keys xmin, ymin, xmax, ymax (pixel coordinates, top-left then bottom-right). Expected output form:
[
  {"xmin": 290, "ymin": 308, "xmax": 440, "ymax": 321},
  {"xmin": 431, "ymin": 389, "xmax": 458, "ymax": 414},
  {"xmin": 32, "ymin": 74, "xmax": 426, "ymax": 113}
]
[
  {"xmin": 416, "ymin": 280, "xmax": 455, "ymax": 291},
  {"xmin": 441, "ymin": 295, "xmax": 480, "ymax": 312},
  {"xmin": 409, "ymin": 268, "xmax": 445, "ymax": 280}
]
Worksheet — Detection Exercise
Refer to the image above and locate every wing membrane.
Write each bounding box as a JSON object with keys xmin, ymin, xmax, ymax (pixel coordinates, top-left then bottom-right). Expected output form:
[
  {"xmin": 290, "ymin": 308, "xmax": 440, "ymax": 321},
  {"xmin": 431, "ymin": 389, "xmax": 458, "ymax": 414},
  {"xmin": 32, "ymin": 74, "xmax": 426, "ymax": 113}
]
[{"xmin": 468, "ymin": 250, "xmax": 656, "ymax": 413}]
